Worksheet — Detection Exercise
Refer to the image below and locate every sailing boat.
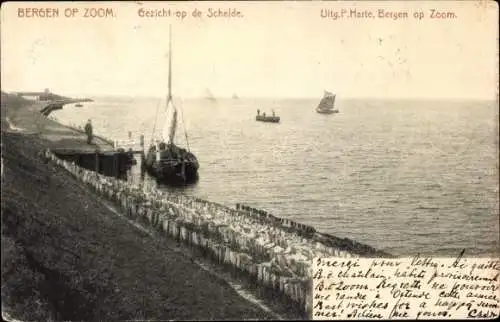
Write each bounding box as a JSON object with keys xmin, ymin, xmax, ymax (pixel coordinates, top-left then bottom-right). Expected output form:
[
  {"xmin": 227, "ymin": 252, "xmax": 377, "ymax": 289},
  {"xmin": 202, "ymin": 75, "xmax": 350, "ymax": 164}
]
[
  {"xmin": 205, "ymin": 88, "xmax": 216, "ymax": 102},
  {"xmin": 143, "ymin": 26, "xmax": 199, "ymax": 184},
  {"xmin": 316, "ymin": 90, "xmax": 339, "ymax": 114},
  {"xmin": 232, "ymin": 93, "xmax": 239, "ymax": 100}
]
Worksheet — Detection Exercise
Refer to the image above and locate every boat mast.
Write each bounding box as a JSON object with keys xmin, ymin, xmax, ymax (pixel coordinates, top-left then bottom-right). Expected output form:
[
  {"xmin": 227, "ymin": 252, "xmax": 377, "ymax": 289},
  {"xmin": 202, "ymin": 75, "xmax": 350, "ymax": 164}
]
[
  {"xmin": 167, "ymin": 25, "xmax": 172, "ymax": 105},
  {"xmin": 166, "ymin": 25, "xmax": 177, "ymax": 146}
]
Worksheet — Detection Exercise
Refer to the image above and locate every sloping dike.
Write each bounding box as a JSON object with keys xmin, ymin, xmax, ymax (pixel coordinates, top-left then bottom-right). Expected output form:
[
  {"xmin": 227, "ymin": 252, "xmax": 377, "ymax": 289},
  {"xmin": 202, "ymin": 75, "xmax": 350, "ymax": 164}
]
[{"xmin": 42, "ymin": 148, "xmax": 392, "ymax": 318}]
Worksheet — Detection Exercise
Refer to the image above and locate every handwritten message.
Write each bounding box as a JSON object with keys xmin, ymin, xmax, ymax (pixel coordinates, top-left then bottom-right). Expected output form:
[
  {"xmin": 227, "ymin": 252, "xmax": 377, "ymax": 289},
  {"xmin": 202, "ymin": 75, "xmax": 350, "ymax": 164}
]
[{"xmin": 312, "ymin": 252, "xmax": 500, "ymax": 320}]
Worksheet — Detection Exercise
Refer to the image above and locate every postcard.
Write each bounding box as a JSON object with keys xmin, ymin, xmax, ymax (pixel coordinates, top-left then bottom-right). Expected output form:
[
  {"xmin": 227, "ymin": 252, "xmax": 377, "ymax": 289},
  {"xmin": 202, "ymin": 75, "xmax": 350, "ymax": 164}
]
[{"xmin": 1, "ymin": 1, "xmax": 498, "ymax": 321}]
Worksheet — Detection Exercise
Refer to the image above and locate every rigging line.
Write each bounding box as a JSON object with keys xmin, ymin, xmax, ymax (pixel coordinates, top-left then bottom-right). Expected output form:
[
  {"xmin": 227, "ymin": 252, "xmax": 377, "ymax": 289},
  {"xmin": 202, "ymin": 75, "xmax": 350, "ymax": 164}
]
[
  {"xmin": 150, "ymin": 98, "xmax": 162, "ymax": 145},
  {"xmin": 177, "ymin": 100, "xmax": 191, "ymax": 152}
]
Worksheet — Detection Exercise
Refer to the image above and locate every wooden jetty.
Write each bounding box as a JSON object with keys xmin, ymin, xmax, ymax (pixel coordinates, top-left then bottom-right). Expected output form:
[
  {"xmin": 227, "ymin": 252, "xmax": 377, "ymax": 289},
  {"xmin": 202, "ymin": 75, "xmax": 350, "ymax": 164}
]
[
  {"xmin": 3, "ymin": 91, "xmax": 143, "ymax": 179},
  {"xmin": 39, "ymin": 116, "xmax": 143, "ymax": 178}
]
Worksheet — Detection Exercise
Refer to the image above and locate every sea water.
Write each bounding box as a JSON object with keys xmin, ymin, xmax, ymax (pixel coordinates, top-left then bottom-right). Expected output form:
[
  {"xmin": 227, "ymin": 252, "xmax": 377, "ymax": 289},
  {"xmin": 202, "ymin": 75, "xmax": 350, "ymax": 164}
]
[{"xmin": 52, "ymin": 96, "xmax": 499, "ymax": 257}]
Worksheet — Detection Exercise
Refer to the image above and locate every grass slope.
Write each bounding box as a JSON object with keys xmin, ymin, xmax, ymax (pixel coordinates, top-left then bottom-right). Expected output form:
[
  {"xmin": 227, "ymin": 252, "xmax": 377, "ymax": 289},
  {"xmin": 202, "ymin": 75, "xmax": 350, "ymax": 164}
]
[{"xmin": 1, "ymin": 131, "xmax": 275, "ymax": 320}]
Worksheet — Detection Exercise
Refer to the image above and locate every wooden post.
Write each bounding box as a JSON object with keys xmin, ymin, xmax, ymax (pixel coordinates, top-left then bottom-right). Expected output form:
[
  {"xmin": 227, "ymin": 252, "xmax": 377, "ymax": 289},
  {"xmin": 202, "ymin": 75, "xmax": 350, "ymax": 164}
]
[
  {"xmin": 112, "ymin": 153, "xmax": 118, "ymax": 177},
  {"xmin": 140, "ymin": 151, "xmax": 146, "ymax": 176},
  {"xmin": 95, "ymin": 153, "xmax": 99, "ymax": 173}
]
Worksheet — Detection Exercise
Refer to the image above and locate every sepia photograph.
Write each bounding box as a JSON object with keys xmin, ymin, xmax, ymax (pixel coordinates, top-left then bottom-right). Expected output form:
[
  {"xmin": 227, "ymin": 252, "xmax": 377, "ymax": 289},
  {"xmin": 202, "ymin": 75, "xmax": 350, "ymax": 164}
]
[{"xmin": 1, "ymin": 1, "xmax": 498, "ymax": 320}]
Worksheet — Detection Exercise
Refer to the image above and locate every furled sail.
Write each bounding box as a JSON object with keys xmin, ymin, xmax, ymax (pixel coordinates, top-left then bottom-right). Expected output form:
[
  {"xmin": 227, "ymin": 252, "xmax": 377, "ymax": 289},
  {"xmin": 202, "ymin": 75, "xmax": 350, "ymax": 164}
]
[
  {"xmin": 161, "ymin": 105, "xmax": 171, "ymax": 143},
  {"xmin": 317, "ymin": 90, "xmax": 336, "ymax": 111},
  {"xmin": 168, "ymin": 109, "xmax": 178, "ymax": 145},
  {"xmin": 161, "ymin": 101, "xmax": 178, "ymax": 145}
]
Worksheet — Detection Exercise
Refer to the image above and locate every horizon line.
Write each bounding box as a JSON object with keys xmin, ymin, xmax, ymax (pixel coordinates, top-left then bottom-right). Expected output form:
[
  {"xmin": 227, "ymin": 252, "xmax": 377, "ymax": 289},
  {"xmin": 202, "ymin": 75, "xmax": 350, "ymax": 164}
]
[{"xmin": 2, "ymin": 89, "xmax": 497, "ymax": 102}]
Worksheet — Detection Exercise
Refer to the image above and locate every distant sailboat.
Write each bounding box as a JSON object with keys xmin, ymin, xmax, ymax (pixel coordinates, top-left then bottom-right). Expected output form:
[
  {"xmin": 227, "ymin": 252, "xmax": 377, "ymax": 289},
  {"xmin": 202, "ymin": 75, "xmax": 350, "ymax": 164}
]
[
  {"xmin": 205, "ymin": 88, "xmax": 216, "ymax": 102},
  {"xmin": 316, "ymin": 90, "xmax": 339, "ymax": 114},
  {"xmin": 232, "ymin": 93, "xmax": 239, "ymax": 100}
]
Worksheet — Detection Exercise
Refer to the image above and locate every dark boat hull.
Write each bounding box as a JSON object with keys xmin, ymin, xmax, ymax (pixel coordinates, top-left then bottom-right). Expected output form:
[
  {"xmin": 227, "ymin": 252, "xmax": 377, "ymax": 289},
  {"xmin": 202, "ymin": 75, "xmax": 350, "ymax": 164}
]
[
  {"xmin": 145, "ymin": 161, "xmax": 199, "ymax": 184},
  {"xmin": 143, "ymin": 147, "xmax": 199, "ymax": 185},
  {"xmin": 316, "ymin": 108, "xmax": 339, "ymax": 114},
  {"xmin": 256, "ymin": 115, "xmax": 280, "ymax": 123}
]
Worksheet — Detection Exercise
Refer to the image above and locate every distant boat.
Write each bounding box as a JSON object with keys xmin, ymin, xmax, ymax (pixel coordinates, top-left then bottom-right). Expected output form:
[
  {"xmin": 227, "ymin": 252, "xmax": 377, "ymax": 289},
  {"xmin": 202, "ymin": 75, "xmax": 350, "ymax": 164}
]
[
  {"xmin": 232, "ymin": 93, "xmax": 239, "ymax": 100},
  {"xmin": 205, "ymin": 88, "xmax": 216, "ymax": 102},
  {"xmin": 75, "ymin": 103, "xmax": 83, "ymax": 107},
  {"xmin": 256, "ymin": 109, "xmax": 280, "ymax": 123},
  {"xmin": 316, "ymin": 90, "xmax": 339, "ymax": 114},
  {"xmin": 143, "ymin": 26, "xmax": 199, "ymax": 185}
]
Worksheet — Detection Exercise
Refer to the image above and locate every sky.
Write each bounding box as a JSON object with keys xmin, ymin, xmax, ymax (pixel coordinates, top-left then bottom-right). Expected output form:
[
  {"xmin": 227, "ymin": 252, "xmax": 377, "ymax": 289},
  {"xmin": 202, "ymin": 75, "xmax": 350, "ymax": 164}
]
[{"xmin": 1, "ymin": 1, "xmax": 498, "ymax": 100}]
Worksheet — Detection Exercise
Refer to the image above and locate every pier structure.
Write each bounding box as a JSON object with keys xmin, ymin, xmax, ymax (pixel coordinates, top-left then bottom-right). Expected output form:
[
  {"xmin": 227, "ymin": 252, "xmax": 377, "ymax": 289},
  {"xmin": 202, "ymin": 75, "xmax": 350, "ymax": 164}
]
[
  {"xmin": 13, "ymin": 89, "xmax": 94, "ymax": 116},
  {"xmin": 4, "ymin": 91, "xmax": 141, "ymax": 179}
]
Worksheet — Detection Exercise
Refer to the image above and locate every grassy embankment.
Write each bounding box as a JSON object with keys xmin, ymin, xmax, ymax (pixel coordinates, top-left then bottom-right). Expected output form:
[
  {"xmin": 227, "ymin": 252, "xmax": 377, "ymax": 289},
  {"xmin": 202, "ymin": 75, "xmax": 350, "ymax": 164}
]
[{"xmin": 1, "ymin": 92, "xmax": 278, "ymax": 321}]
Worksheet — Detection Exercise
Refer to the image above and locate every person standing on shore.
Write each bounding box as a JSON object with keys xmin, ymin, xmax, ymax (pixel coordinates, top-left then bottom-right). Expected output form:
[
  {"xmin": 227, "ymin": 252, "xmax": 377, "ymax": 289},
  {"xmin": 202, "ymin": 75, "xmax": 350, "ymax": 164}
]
[{"xmin": 84, "ymin": 119, "xmax": 93, "ymax": 144}]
